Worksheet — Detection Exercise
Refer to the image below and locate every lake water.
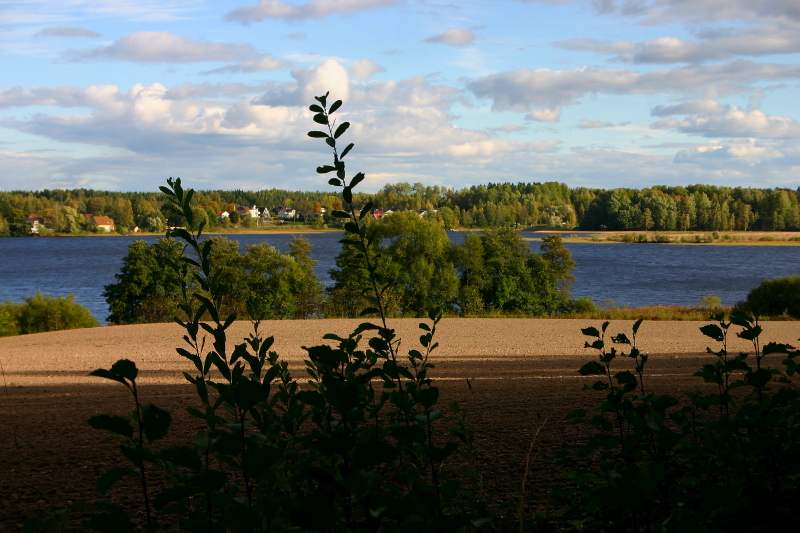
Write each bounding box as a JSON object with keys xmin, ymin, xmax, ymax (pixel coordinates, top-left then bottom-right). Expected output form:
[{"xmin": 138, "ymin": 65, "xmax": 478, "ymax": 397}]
[{"xmin": 1, "ymin": 232, "xmax": 798, "ymax": 323}]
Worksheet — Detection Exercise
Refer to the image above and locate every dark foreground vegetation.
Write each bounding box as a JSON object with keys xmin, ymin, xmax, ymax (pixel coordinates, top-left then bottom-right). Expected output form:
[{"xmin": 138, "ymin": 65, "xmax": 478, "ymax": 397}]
[{"xmin": 21, "ymin": 96, "xmax": 800, "ymax": 533}]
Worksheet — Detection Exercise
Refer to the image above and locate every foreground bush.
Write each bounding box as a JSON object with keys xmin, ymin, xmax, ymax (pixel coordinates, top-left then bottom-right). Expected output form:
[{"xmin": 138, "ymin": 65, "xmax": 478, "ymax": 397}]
[
  {"xmin": 0, "ymin": 292, "xmax": 98, "ymax": 337},
  {"xmin": 737, "ymin": 275, "xmax": 800, "ymax": 318},
  {"xmin": 45, "ymin": 95, "xmax": 484, "ymax": 533},
  {"xmin": 553, "ymin": 314, "xmax": 800, "ymax": 532}
]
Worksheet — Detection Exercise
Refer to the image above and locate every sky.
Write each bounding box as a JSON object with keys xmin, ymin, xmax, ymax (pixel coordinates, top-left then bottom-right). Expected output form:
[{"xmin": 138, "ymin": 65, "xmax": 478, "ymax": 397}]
[{"xmin": 1, "ymin": 0, "xmax": 799, "ymax": 193}]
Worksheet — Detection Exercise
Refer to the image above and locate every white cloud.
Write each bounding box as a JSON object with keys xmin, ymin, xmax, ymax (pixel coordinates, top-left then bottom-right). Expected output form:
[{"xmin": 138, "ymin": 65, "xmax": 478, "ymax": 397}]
[
  {"xmin": 651, "ymin": 108, "xmax": 800, "ymax": 139},
  {"xmin": 36, "ymin": 27, "xmax": 102, "ymax": 38},
  {"xmin": 69, "ymin": 31, "xmax": 254, "ymax": 63},
  {"xmin": 524, "ymin": 1, "xmax": 800, "ymax": 25},
  {"xmin": 423, "ymin": 29, "xmax": 477, "ymax": 47},
  {"xmin": 225, "ymin": 0, "xmax": 396, "ymax": 24},
  {"xmin": 468, "ymin": 60, "xmax": 800, "ymax": 112},
  {"xmin": 674, "ymin": 139, "xmax": 789, "ymax": 166},
  {"xmin": 526, "ymin": 108, "xmax": 562, "ymax": 122},
  {"xmin": 201, "ymin": 56, "xmax": 287, "ymax": 74},
  {"xmin": 556, "ymin": 26, "xmax": 800, "ymax": 64},
  {"xmin": 650, "ymin": 99, "xmax": 730, "ymax": 116},
  {"xmin": 287, "ymin": 32, "xmax": 307, "ymax": 41},
  {"xmin": 578, "ymin": 119, "xmax": 614, "ymax": 128},
  {"xmin": 349, "ymin": 59, "xmax": 386, "ymax": 81}
]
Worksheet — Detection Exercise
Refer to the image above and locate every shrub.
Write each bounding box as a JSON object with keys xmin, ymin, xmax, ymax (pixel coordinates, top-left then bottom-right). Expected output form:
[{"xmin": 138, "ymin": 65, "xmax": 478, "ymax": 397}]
[
  {"xmin": 737, "ymin": 275, "xmax": 800, "ymax": 318},
  {"xmin": 553, "ymin": 314, "xmax": 800, "ymax": 532},
  {"xmin": 0, "ymin": 292, "xmax": 98, "ymax": 337},
  {"xmin": 65, "ymin": 95, "xmax": 484, "ymax": 533}
]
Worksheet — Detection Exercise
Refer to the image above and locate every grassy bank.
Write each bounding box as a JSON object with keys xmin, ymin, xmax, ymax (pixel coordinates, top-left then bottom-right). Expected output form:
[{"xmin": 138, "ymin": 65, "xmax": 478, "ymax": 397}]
[{"xmin": 530, "ymin": 230, "xmax": 800, "ymax": 245}]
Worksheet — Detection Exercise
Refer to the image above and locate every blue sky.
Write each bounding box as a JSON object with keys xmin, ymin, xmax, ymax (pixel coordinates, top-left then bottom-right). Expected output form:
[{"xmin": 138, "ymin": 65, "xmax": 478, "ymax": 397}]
[{"xmin": 1, "ymin": 0, "xmax": 799, "ymax": 192}]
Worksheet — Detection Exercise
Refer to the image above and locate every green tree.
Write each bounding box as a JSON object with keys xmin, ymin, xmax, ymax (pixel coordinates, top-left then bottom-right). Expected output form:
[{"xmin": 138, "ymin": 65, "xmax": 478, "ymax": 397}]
[
  {"xmin": 540, "ymin": 234, "xmax": 576, "ymax": 297},
  {"xmin": 103, "ymin": 239, "xmax": 190, "ymax": 324},
  {"xmin": 452, "ymin": 227, "xmax": 562, "ymax": 315},
  {"xmin": 242, "ymin": 236, "xmax": 323, "ymax": 319},
  {"xmin": 328, "ymin": 212, "xmax": 458, "ymax": 317}
]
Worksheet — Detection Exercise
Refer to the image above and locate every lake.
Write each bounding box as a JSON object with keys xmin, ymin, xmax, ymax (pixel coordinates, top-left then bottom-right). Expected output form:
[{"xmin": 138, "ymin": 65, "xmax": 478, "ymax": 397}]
[{"xmin": 1, "ymin": 232, "xmax": 799, "ymax": 323}]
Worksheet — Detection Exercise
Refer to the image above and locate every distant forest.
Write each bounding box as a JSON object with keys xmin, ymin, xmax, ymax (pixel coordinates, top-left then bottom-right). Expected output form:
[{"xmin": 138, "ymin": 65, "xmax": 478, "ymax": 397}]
[{"xmin": 2, "ymin": 182, "xmax": 800, "ymax": 234}]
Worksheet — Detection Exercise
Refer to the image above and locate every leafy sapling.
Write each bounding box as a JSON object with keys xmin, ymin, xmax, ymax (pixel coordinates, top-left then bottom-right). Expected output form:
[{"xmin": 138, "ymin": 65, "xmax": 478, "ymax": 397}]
[{"xmin": 88, "ymin": 359, "xmax": 171, "ymax": 526}]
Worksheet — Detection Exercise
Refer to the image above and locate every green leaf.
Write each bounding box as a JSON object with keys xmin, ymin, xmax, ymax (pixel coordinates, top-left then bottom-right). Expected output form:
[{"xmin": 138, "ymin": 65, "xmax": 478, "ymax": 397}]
[
  {"xmin": 329, "ymin": 100, "xmax": 342, "ymax": 113},
  {"xmin": 612, "ymin": 333, "xmax": 631, "ymax": 345},
  {"xmin": 317, "ymin": 165, "xmax": 336, "ymax": 174},
  {"xmin": 96, "ymin": 466, "xmax": 135, "ymax": 496},
  {"xmin": 141, "ymin": 404, "xmax": 171, "ymax": 441},
  {"xmin": 341, "ymin": 143, "xmax": 354, "ymax": 158},
  {"xmin": 326, "ymin": 137, "xmax": 335, "ymax": 148},
  {"xmin": 344, "ymin": 221, "xmax": 360, "ymax": 234},
  {"xmin": 313, "ymin": 113, "xmax": 328, "ymax": 125},
  {"xmin": 359, "ymin": 307, "xmax": 380, "ymax": 316},
  {"xmin": 309, "ymin": 104, "xmax": 323, "ymax": 113},
  {"xmin": 328, "ymin": 178, "xmax": 342, "ymax": 186},
  {"xmin": 700, "ymin": 324, "xmax": 724, "ymax": 342},
  {"xmin": 764, "ymin": 342, "xmax": 792, "ymax": 355},
  {"xmin": 350, "ymin": 173, "xmax": 365, "ymax": 188},
  {"xmin": 334, "ymin": 121, "xmax": 350, "ymax": 139},
  {"xmin": 307, "ymin": 131, "xmax": 328, "ymax": 138},
  {"xmin": 88, "ymin": 415, "xmax": 134, "ymax": 439},
  {"xmin": 88, "ymin": 368, "xmax": 129, "ymax": 388},
  {"xmin": 738, "ymin": 325, "xmax": 762, "ymax": 341},
  {"xmin": 581, "ymin": 326, "xmax": 600, "ymax": 338},
  {"xmin": 615, "ymin": 371, "xmax": 637, "ymax": 386},
  {"xmin": 359, "ymin": 201, "xmax": 373, "ymax": 220},
  {"xmin": 579, "ymin": 361, "xmax": 606, "ymax": 376},
  {"xmin": 633, "ymin": 318, "xmax": 644, "ymax": 335},
  {"xmin": 332, "ymin": 209, "xmax": 351, "ymax": 218},
  {"xmin": 111, "ymin": 359, "xmax": 138, "ymax": 381}
]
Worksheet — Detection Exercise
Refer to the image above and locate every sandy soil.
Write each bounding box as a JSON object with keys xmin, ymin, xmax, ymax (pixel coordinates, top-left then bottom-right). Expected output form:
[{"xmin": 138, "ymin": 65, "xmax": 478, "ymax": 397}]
[{"xmin": 1, "ymin": 319, "xmax": 798, "ymax": 530}]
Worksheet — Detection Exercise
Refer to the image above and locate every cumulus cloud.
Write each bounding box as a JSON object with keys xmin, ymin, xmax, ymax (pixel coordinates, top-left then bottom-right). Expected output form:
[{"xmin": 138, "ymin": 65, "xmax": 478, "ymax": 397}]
[
  {"xmin": 525, "ymin": 0, "xmax": 800, "ymax": 25},
  {"xmin": 69, "ymin": 31, "xmax": 254, "ymax": 63},
  {"xmin": 556, "ymin": 27, "xmax": 800, "ymax": 64},
  {"xmin": 578, "ymin": 119, "xmax": 614, "ymax": 128},
  {"xmin": 201, "ymin": 56, "xmax": 287, "ymax": 74},
  {"xmin": 468, "ymin": 60, "xmax": 800, "ymax": 112},
  {"xmin": 674, "ymin": 139, "xmax": 789, "ymax": 166},
  {"xmin": 526, "ymin": 108, "xmax": 562, "ymax": 122},
  {"xmin": 349, "ymin": 59, "xmax": 386, "ymax": 81},
  {"xmin": 225, "ymin": 0, "xmax": 396, "ymax": 24},
  {"xmin": 650, "ymin": 100, "xmax": 730, "ymax": 116},
  {"xmin": 287, "ymin": 32, "xmax": 307, "ymax": 40},
  {"xmin": 36, "ymin": 27, "xmax": 102, "ymax": 38},
  {"xmin": 651, "ymin": 107, "xmax": 800, "ymax": 139},
  {"xmin": 0, "ymin": 58, "xmax": 567, "ymax": 193},
  {"xmin": 423, "ymin": 29, "xmax": 477, "ymax": 47}
]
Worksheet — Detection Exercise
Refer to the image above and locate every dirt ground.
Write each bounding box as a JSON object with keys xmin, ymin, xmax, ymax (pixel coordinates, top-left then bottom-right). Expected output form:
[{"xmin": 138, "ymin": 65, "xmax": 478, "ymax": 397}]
[{"xmin": 2, "ymin": 319, "xmax": 798, "ymax": 531}]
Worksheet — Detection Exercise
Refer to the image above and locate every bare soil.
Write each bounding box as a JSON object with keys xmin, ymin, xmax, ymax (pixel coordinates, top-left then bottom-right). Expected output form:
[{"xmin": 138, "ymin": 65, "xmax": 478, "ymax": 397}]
[{"xmin": 2, "ymin": 319, "xmax": 798, "ymax": 531}]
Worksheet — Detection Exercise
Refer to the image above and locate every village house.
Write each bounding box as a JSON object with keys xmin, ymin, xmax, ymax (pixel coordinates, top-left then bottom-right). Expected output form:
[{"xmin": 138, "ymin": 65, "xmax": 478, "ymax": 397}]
[
  {"xmin": 90, "ymin": 215, "xmax": 115, "ymax": 232},
  {"xmin": 218, "ymin": 211, "xmax": 230, "ymax": 219},
  {"xmin": 271, "ymin": 206, "xmax": 296, "ymax": 221},
  {"xmin": 22, "ymin": 213, "xmax": 46, "ymax": 233}
]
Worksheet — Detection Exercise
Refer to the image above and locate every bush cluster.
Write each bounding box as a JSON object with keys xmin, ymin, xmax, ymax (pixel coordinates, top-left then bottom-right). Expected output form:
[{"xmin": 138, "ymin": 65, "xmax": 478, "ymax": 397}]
[
  {"xmin": 736, "ymin": 275, "xmax": 800, "ymax": 319},
  {"xmin": 0, "ymin": 291, "xmax": 98, "ymax": 337}
]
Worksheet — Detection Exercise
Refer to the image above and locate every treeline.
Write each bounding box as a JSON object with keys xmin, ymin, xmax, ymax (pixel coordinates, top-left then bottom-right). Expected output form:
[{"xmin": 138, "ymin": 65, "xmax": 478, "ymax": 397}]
[
  {"xmin": 103, "ymin": 215, "xmax": 577, "ymax": 324},
  {"xmin": 3, "ymin": 182, "xmax": 800, "ymax": 235}
]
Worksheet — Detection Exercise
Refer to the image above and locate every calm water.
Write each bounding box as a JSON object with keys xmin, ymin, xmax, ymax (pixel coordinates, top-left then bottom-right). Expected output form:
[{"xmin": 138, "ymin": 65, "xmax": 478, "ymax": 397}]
[{"xmin": 1, "ymin": 232, "xmax": 798, "ymax": 323}]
